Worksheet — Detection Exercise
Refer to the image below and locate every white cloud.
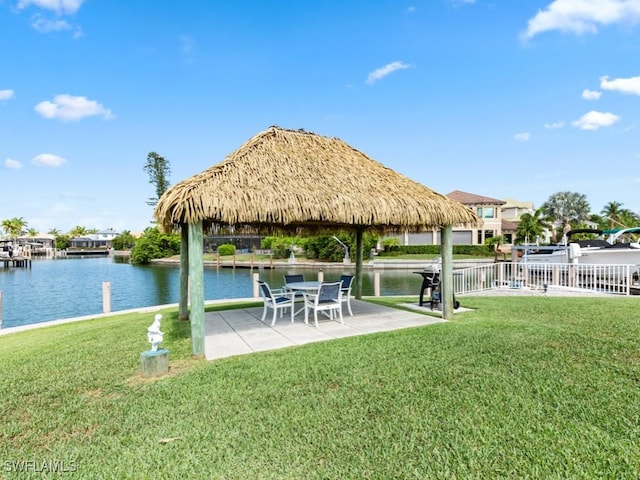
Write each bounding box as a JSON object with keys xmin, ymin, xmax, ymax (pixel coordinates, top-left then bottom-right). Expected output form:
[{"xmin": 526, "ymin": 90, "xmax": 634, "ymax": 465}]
[
  {"xmin": 600, "ymin": 75, "xmax": 640, "ymax": 95},
  {"xmin": 4, "ymin": 158, "xmax": 22, "ymax": 169},
  {"xmin": 34, "ymin": 94, "xmax": 115, "ymax": 121},
  {"xmin": 366, "ymin": 61, "xmax": 411, "ymax": 85},
  {"xmin": 32, "ymin": 153, "xmax": 66, "ymax": 167},
  {"xmin": 17, "ymin": 0, "xmax": 85, "ymax": 15},
  {"xmin": 30, "ymin": 15, "xmax": 71, "ymax": 33},
  {"xmin": 522, "ymin": 0, "xmax": 640, "ymax": 39},
  {"xmin": 544, "ymin": 121, "xmax": 566, "ymax": 129},
  {"xmin": 0, "ymin": 89, "xmax": 15, "ymax": 101},
  {"xmin": 514, "ymin": 132, "xmax": 531, "ymax": 141},
  {"xmin": 582, "ymin": 89, "xmax": 601, "ymax": 100},
  {"xmin": 572, "ymin": 110, "xmax": 620, "ymax": 130}
]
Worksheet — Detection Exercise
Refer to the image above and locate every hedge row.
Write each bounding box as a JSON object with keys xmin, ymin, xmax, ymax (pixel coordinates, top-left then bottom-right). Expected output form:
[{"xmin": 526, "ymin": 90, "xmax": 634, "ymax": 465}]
[{"xmin": 378, "ymin": 245, "xmax": 494, "ymax": 256}]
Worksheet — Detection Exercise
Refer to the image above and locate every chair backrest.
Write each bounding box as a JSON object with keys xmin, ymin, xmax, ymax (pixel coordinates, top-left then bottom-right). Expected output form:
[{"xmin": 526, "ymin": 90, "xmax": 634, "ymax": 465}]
[
  {"xmin": 258, "ymin": 281, "xmax": 273, "ymax": 299},
  {"xmin": 284, "ymin": 274, "xmax": 304, "ymax": 284},
  {"xmin": 339, "ymin": 275, "xmax": 354, "ymax": 291},
  {"xmin": 317, "ymin": 282, "xmax": 341, "ymax": 303}
]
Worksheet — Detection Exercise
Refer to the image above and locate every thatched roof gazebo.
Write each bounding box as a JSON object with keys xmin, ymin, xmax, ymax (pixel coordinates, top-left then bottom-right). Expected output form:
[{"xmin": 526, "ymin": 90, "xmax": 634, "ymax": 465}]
[{"xmin": 154, "ymin": 126, "xmax": 479, "ymax": 357}]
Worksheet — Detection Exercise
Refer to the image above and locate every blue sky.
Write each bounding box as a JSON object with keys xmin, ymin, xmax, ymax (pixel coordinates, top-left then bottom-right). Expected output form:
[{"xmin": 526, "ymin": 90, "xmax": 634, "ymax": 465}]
[{"xmin": 1, "ymin": 0, "xmax": 640, "ymax": 233}]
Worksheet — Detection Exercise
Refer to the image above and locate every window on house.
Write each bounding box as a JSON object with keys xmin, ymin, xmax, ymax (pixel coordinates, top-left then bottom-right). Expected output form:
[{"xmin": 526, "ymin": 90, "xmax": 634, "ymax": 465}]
[
  {"xmin": 476, "ymin": 207, "xmax": 495, "ymax": 218},
  {"xmin": 477, "ymin": 229, "xmax": 496, "ymax": 244}
]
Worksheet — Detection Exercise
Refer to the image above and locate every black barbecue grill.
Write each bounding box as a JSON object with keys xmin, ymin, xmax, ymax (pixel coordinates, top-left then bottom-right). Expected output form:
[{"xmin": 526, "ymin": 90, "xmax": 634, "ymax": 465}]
[{"xmin": 413, "ymin": 269, "xmax": 460, "ymax": 310}]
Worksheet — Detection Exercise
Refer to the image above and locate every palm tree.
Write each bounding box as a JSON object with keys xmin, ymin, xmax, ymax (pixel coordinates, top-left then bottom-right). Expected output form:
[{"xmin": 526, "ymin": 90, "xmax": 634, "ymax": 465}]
[
  {"xmin": 67, "ymin": 226, "xmax": 89, "ymax": 238},
  {"xmin": 485, "ymin": 235, "xmax": 506, "ymax": 262},
  {"xmin": 48, "ymin": 228, "xmax": 61, "ymax": 237},
  {"xmin": 601, "ymin": 201, "xmax": 624, "ymax": 228},
  {"xmin": 618, "ymin": 208, "xmax": 640, "ymax": 229},
  {"xmin": 1, "ymin": 217, "xmax": 28, "ymax": 243},
  {"xmin": 515, "ymin": 208, "xmax": 550, "ymax": 244},
  {"xmin": 541, "ymin": 191, "xmax": 590, "ymax": 240}
]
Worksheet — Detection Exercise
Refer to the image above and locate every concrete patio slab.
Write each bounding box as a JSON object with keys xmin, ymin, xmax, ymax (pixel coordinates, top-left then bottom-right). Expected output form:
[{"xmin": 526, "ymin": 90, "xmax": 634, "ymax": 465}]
[{"xmin": 204, "ymin": 299, "xmax": 448, "ymax": 360}]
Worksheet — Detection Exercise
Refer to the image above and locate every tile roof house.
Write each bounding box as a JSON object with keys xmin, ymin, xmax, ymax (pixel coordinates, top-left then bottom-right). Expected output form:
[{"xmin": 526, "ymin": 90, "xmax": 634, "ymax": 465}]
[
  {"xmin": 446, "ymin": 190, "xmax": 507, "ymax": 244},
  {"xmin": 501, "ymin": 198, "xmax": 535, "ymax": 221},
  {"xmin": 389, "ymin": 190, "xmax": 533, "ymax": 246}
]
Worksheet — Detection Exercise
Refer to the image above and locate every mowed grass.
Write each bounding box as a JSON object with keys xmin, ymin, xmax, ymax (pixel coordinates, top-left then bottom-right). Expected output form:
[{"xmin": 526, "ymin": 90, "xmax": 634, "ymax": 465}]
[{"xmin": 1, "ymin": 296, "xmax": 640, "ymax": 479}]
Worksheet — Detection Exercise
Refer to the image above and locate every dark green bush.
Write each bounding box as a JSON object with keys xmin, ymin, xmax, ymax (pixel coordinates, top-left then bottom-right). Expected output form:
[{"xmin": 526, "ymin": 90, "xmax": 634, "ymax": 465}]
[
  {"xmin": 377, "ymin": 244, "xmax": 493, "ymax": 257},
  {"xmin": 261, "ymin": 236, "xmax": 299, "ymax": 259},
  {"xmin": 130, "ymin": 227, "xmax": 180, "ymax": 264},
  {"xmin": 217, "ymin": 244, "xmax": 236, "ymax": 256}
]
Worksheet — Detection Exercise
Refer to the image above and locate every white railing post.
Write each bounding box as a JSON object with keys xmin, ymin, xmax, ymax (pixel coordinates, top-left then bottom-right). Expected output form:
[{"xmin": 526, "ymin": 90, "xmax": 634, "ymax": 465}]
[
  {"xmin": 102, "ymin": 281, "xmax": 111, "ymax": 314},
  {"xmin": 253, "ymin": 272, "xmax": 260, "ymax": 298}
]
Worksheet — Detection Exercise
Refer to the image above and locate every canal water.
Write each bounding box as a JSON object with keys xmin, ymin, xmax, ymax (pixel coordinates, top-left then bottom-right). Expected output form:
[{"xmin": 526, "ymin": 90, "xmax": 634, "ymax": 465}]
[{"xmin": 0, "ymin": 256, "xmax": 421, "ymax": 329}]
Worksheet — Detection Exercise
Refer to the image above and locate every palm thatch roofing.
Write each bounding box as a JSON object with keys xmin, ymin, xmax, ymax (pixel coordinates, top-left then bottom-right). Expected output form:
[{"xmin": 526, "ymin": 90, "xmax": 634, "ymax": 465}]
[{"xmin": 154, "ymin": 126, "xmax": 479, "ymax": 233}]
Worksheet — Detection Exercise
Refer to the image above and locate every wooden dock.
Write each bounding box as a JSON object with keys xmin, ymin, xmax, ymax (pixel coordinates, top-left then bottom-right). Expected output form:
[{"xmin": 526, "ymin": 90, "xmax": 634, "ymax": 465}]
[{"xmin": 0, "ymin": 256, "xmax": 32, "ymax": 268}]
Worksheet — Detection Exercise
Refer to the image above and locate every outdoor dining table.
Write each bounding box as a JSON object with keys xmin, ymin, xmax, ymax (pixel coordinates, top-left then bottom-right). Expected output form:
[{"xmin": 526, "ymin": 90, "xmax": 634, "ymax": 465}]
[
  {"xmin": 284, "ymin": 281, "xmax": 321, "ymax": 317},
  {"xmin": 285, "ymin": 281, "xmax": 321, "ymax": 293}
]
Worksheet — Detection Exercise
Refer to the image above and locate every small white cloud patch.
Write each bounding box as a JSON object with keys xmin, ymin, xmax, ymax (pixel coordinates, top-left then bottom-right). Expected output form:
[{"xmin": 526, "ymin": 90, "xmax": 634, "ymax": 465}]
[
  {"xmin": 32, "ymin": 153, "xmax": 67, "ymax": 167},
  {"xmin": 17, "ymin": 0, "xmax": 85, "ymax": 15},
  {"xmin": 522, "ymin": 0, "xmax": 640, "ymax": 39},
  {"xmin": 0, "ymin": 89, "xmax": 16, "ymax": 101},
  {"xmin": 366, "ymin": 61, "xmax": 411, "ymax": 85},
  {"xmin": 34, "ymin": 94, "xmax": 115, "ymax": 121},
  {"xmin": 572, "ymin": 111, "xmax": 620, "ymax": 130},
  {"xmin": 600, "ymin": 75, "xmax": 640, "ymax": 96},
  {"xmin": 582, "ymin": 89, "xmax": 601, "ymax": 100},
  {"xmin": 4, "ymin": 158, "xmax": 22, "ymax": 169}
]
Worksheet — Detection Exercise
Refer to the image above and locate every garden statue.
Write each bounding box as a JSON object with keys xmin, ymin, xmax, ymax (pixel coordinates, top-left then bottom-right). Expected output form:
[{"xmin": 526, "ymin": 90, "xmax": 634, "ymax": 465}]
[{"xmin": 147, "ymin": 314, "xmax": 164, "ymax": 352}]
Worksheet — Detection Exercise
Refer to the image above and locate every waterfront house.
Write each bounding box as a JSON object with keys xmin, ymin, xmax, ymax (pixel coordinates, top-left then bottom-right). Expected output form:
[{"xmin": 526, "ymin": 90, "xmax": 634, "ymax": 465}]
[{"xmin": 69, "ymin": 229, "xmax": 120, "ymax": 250}]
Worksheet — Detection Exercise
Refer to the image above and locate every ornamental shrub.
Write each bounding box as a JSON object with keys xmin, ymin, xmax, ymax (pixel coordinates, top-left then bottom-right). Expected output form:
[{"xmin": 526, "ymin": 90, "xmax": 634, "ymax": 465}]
[{"xmin": 217, "ymin": 244, "xmax": 236, "ymax": 256}]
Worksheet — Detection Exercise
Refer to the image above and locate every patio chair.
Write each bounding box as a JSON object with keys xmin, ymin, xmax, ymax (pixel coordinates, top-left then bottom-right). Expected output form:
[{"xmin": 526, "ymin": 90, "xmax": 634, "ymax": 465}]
[
  {"xmin": 284, "ymin": 273, "xmax": 306, "ymax": 302},
  {"xmin": 304, "ymin": 281, "xmax": 343, "ymax": 328},
  {"xmin": 339, "ymin": 274, "xmax": 355, "ymax": 316},
  {"xmin": 284, "ymin": 274, "xmax": 305, "ymax": 284},
  {"xmin": 258, "ymin": 281, "xmax": 295, "ymax": 326}
]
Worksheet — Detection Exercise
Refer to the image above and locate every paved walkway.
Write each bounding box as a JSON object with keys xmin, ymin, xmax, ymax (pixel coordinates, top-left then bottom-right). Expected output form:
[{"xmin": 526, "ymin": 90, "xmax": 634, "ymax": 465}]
[{"xmin": 204, "ymin": 299, "xmax": 447, "ymax": 360}]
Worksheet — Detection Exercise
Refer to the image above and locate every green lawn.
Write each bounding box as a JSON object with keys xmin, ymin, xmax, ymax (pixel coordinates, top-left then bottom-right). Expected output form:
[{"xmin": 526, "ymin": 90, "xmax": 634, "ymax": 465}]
[{"xmin": 1, "ymin": 297, "xmax": 640, "ymax": 479}]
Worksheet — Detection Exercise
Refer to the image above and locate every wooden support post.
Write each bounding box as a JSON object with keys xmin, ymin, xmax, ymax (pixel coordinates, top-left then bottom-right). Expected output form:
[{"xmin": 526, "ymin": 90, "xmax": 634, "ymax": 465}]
[
  {"xmin": 188, "ymin": 222, "xmax": 205, "ymax": 357},
  {"xmin": 354, "ymin": 228, "xmax": 364, "ymax": 299},
  {"xmin": 179, "ymin": 225, "xmax": 189, "ymax": 321},
  {"xmin": 441, "ymin": 225, "xmax": 454, "ymax": 320},
  {"xmin": 102, "ymin": 281, "xmax": 111, "ymax": 314},
  {"xmin": 140, "ymin": 349, "xmax": 169, "ymax": 377},
  {"xmin": 318, "ymin": 270, "xmax": 324, "ymax": 282}
]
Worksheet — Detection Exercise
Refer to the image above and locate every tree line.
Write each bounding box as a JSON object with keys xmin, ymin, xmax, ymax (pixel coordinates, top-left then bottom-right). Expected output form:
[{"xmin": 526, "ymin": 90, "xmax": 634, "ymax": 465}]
[
  {"xmin": 2, "ymin": 152, "xmax": 639, "ymax": 261},
  {"xmin": 515, "ymin": 191, "xmax": 640, "ymax": 244}
]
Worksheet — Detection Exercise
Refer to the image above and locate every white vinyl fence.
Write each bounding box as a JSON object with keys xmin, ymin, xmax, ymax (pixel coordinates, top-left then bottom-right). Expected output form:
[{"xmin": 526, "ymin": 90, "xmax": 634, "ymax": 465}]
[{"xmin": 453, "ymin": 262, "xmax": 637, "ymax": 296}]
